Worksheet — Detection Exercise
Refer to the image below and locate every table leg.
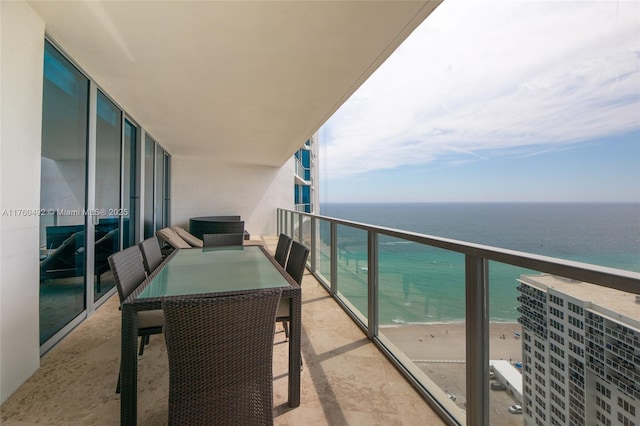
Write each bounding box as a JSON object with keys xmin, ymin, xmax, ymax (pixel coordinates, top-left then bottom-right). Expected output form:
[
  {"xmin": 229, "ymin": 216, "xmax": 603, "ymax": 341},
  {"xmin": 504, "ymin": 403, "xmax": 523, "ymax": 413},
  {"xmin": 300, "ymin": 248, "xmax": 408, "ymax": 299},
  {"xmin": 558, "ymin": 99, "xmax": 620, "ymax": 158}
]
[
  {"xmin": 121, "ymin": 305, "xmax": 138, "ymax": 425},
  {"xmin": 288, "ymin": 290, "xmax": 301, "ymax": 407}
]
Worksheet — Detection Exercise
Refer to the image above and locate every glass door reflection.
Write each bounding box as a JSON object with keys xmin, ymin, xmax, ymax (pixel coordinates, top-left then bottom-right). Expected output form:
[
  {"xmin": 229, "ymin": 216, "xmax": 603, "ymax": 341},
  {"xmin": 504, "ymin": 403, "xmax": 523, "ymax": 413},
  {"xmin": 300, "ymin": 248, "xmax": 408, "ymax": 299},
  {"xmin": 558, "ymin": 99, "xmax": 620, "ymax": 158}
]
[
  {"xmin": 143, "ymin": 136, "xmax": 155, "ymax": 239},
  {"xmin": 39, "ymin": 41, "xmax": 89, "ymax": 345},
  {"xmin": 93, "ymin": 91, "xmax": 122, "ymax": 301}
]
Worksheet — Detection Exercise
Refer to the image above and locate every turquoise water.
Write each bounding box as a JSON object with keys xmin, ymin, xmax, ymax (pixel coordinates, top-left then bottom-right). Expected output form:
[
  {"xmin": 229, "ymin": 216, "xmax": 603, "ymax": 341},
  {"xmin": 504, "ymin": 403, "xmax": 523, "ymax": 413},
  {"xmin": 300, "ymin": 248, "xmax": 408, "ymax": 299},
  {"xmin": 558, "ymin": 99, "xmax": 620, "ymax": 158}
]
[{"xmin": 318, "ymin": 203, "xmax": 640, "ymax": 324}]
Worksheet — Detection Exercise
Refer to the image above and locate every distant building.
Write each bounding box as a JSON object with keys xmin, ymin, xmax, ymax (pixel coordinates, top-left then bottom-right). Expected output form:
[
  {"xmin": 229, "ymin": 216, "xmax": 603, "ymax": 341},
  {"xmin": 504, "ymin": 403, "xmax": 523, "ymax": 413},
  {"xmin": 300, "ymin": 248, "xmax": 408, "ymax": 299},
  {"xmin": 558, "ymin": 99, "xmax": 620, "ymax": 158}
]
[
  {"xmin": 293, "ymin": 135, "xmax": 318, "ymax": 214},
  {"xmin": 517, "ymin": 274, "xmax": 639, "ymax": 426}
]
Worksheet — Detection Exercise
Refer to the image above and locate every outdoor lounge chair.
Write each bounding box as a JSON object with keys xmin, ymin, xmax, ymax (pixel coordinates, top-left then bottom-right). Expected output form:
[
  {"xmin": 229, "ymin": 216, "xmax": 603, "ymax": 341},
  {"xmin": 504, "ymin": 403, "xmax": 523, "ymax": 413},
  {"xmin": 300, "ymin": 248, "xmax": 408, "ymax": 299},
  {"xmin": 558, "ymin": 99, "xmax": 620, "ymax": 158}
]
[
  {"xmin": 170, "ymin": 225, "xmax": 203, "ymax": 248},
  {"xmin": 156, "ymin": 227, "xmax": 191, "ymax": 250}
]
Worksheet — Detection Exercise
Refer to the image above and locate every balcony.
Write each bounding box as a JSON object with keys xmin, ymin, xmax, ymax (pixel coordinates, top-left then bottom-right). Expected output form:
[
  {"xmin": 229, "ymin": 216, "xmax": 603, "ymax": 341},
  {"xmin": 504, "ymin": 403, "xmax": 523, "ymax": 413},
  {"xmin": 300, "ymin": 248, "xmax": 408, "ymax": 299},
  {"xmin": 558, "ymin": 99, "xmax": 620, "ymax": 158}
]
[
  {"xmin": 2, "ymin": 206, "xmax": 639, "ymax": 425},
  {"xmin": 0, "ymin": 235, "xmax": 445, "ymax": 426}
]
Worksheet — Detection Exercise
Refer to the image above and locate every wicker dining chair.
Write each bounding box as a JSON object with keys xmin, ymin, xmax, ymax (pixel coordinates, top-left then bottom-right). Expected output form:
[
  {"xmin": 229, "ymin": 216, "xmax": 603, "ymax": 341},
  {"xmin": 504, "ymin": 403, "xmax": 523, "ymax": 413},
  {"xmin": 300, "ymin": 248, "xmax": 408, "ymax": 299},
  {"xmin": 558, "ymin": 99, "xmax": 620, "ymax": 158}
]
[
  {"xmin": 274, "ymin": 233, "xmax": 292, "ymax": 268},
  {"xmin": 203, "ymin": 232, "xmax": 244, "ymax": 247},
  {"xmin": 108, "ymin": 245, "xmax": 164, "ymax": 393},
  {"xmin": 285, "ymin": 241, "xmax": 309, "ymax": 285},
  {"xmin": 162, "ymin": 288, "xmax": 282, "ymax": 426},
  {"xmin": 276, "ymin": 240, "xmax": 309, "ymax": 339},
  {"xmin": 139, "ymin": 237, "xmax": 163, "ymax": 275}
]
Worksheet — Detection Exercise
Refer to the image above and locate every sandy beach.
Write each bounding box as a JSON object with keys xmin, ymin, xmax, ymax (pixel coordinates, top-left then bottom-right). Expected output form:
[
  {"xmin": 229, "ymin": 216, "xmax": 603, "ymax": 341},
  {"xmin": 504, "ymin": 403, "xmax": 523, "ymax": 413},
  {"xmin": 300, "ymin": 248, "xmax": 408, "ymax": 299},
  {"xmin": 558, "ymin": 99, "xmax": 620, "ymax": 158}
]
[
  {"xmin": 379, "ymin": 322, "xmax": 523, "ymax": 423},
  {"xmin": 380, "ymin": 322, "xmax": 523, "ymax": 362}
]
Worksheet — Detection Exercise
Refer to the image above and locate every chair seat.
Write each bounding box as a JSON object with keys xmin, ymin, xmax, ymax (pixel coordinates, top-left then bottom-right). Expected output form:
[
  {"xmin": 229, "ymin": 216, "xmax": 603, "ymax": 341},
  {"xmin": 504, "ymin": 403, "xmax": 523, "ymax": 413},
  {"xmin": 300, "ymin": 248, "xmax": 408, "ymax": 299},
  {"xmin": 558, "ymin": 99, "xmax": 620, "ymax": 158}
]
[
  {"xmin": 276, "ymin": 299, "xmax": 289, "ymax": 318},
  {"xmin": 138, "ymin": 309, "xmax": 165, "ymax": 329}
]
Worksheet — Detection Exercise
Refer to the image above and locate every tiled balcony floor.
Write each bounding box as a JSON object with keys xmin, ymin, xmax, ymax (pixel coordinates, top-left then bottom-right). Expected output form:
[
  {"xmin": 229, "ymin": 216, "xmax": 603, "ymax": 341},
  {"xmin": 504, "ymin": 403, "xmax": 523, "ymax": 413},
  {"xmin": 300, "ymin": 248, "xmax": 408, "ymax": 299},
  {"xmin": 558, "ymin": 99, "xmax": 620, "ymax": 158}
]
[{"xmin": 1, "ymin": 235, "xmax": 445, "ymax": 425}]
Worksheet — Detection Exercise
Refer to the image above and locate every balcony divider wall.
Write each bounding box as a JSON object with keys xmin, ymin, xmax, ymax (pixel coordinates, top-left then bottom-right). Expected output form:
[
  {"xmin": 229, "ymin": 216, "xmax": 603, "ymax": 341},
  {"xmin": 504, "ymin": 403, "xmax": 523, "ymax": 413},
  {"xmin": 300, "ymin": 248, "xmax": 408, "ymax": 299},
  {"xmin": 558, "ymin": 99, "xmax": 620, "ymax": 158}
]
[{"xmin": 277, "ymin": 208, "xmax": 640, "ymax": 426}]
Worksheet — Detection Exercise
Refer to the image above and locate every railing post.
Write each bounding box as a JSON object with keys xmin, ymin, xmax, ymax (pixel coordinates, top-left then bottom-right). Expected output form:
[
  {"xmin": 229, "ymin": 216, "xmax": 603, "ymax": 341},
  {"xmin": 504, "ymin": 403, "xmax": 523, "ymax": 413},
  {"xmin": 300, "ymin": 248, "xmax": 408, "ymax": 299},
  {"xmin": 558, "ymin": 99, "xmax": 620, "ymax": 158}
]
[
  {"xmin": 466, "ymin": 254, "xmax": 490, "ymax": 426},
  {"xmin": 298, "ymin": 213, "xmax": 303, "ymax": 243},
  {"xmin": 310, "ymin": 217, "xmax": 316, "ymax": 272},
  {"xmin": 368, "ymin": 231, "xmax": 378, "ymax": 339},
  {"xmin": 283, "ymin": 210, "xmax": 288, "ymax": 236},
  {"xmin": 330, "ymin": 222, "xmax": 337, "ymax": 295}
]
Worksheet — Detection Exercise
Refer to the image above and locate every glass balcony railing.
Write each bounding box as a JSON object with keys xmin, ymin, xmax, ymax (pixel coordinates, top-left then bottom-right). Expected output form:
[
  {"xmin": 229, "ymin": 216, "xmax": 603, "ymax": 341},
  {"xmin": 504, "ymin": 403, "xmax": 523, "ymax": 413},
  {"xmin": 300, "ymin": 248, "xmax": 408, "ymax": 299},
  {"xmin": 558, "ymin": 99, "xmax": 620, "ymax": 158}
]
[{"xmin": 277, "ymin": 208, "xmax": 640, "ymax": 426}]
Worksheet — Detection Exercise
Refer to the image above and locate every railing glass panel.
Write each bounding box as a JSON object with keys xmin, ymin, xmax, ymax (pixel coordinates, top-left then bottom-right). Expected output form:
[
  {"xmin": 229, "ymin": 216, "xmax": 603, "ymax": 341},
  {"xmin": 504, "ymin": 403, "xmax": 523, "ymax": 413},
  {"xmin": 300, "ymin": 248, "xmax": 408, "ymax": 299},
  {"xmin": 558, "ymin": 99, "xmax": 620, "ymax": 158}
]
[
  {"xmin": 291, "ymin": 212, "xmax": 301, "ymax": 242},
  {"xmin": 487, "ymin": 259, "xmax": 531, "ymax": 426},
  {"xmin": 336, "ymin": 224, "xmax": 369, "ymax": 323},
  {"xmin": 301, "ymin": 215, "xmax": 312, "ymax": 248},
  {"xmin": 377, "ymin": 235, "xmax": 466, "ymax": 420},
  {"xmin": 376, "ymin": 235, "xmax": 466, "ymax": 324},
  {"xmin": 316, "ymin": 219, "xmax": 332, "ymax": 289}
]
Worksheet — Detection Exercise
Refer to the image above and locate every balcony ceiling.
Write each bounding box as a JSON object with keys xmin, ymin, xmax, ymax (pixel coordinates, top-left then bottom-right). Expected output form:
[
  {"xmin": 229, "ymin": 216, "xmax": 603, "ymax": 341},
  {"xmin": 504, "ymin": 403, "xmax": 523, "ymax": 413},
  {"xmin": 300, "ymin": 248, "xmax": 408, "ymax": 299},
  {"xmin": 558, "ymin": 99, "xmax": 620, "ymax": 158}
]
[{"xmin": 28, "ymin": 0, "xmax": 440, "ymax": 167}]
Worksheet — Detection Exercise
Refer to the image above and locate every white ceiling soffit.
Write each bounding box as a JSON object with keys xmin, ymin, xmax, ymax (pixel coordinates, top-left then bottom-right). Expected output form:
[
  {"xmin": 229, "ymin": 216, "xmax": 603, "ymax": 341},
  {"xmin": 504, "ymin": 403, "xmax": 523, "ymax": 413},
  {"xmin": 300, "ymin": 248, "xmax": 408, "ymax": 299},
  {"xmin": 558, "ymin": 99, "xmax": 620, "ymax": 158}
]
[{"xmin": 29, "ymin": 1, "xmax": 441, "ymax": 167}]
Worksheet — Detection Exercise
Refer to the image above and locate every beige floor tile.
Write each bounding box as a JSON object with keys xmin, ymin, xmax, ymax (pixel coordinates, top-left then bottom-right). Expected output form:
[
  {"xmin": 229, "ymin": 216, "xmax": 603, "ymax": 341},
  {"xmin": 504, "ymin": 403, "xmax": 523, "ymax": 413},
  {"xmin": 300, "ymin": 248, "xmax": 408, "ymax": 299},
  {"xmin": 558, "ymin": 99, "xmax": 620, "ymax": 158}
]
[{"xmin": 1, "ymin": 237, "xmax": 445, "ymax": 426}]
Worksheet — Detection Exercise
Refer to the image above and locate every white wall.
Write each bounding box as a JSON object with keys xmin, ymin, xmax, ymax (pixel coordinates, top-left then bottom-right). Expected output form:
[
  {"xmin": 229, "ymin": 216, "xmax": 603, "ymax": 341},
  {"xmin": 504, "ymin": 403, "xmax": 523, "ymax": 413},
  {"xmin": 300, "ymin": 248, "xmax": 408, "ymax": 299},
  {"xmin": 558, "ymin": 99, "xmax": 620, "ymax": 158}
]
[
  {"xmin": 171, "ymin": 156, "xmax": 295, "ymax": 237},
  {"xmin": 0, "ymin": 1, "xmax": 45, "ymax": 404}
]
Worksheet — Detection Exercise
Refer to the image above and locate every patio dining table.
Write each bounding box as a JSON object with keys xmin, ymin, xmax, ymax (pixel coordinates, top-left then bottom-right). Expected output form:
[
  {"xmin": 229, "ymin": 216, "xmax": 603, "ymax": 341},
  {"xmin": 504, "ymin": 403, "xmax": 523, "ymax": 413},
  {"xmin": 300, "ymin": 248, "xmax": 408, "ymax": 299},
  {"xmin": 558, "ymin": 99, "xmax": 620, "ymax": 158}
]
[{"xmin": 120, "ymin": 245, "xmax": 301, "ymax": 425}]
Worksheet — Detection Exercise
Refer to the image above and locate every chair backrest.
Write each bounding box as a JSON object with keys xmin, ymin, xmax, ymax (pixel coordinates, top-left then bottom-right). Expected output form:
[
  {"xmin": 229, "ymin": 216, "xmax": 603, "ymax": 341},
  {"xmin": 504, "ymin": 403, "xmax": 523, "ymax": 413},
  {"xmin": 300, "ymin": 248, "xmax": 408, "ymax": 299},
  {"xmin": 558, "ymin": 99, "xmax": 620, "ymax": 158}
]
[
  {"xmin": 139, "ymin": 237, "xmax": 163, "ymax": 274},
  {"xmin": 285, "ymin": 241, "xmax": 309, "ymax": 284},
  {"xmin": 162, "ymin": 288, "xmax": 282, "ymax": 425},
  {"xmin": 274, "ymin": 233, "xmax": 292, "ymax": 267},
  {"xmin": 203, "ymin": 233, "xmax": 244, "ymax": 248},
  {"xmin": 108, "ymin": 245, "xmax": 147, "ymax": 303}
]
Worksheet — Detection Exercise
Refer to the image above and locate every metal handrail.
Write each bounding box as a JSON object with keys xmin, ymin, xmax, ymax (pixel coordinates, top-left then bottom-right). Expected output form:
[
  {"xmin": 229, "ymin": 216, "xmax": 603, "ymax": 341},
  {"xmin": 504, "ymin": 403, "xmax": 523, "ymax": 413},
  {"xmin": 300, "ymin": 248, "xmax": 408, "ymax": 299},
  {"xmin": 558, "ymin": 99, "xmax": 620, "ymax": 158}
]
[
  {"xmin": 279, "ymin": 209, "xmax": 639, "ymax": 293},
  {"xmin": 277, "ymin": 208, "xmax": 640, "ymax": 426}
]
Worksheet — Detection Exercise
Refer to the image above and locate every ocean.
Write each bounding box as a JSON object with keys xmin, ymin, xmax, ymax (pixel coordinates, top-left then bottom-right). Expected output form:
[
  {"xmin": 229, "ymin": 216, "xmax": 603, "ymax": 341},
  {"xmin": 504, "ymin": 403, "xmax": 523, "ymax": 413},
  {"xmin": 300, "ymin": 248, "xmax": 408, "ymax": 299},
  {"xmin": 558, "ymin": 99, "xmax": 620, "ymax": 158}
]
[{"xmin": 317, "ymin": 202, "xmax": 640, "ymax": 325}]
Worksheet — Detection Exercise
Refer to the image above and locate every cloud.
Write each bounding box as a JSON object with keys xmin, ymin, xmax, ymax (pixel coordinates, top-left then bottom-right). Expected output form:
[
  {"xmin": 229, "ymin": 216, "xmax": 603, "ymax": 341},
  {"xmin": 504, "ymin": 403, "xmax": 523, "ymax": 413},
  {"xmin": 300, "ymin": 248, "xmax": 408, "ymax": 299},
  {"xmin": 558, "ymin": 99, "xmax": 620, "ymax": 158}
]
[{"xmin": 321, "ymin": 0, "xmax": 640, "ymax": 179}]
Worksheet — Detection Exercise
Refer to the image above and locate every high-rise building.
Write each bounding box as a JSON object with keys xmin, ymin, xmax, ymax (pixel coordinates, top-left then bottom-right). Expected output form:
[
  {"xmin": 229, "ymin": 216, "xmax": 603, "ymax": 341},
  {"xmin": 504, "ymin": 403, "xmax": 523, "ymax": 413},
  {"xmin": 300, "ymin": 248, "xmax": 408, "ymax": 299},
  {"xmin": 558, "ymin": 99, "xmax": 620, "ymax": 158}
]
[
  {"xmin": 293, "ymin": 135, "xmax": 318, "ymax": 214},
  {"xmin": 518, "ymin": 274, "xmax": 639, "ymax": 426}
]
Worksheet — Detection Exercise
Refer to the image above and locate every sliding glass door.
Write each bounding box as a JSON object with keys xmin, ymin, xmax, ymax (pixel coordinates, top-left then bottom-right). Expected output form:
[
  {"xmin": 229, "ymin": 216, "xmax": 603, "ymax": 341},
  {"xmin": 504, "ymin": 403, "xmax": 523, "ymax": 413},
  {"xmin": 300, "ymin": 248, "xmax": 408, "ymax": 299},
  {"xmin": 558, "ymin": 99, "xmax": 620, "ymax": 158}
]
[
  {"xmin": 144, "ymin": 136, "xmax": 155, "ymax": 239},
  {"xmin": 40, "ymin": 40, "xmax": 89, "ymax": 345},
  {"xmin": 144, "ymin": 136, "xmax": 171, "ymax": 238},
  {"xmin": 155, "ymin": 146, "xmax": 170, "ymax": 232},
  {"xmin": 93, "ymin": 91, "xmax": 122, "ymax": 301},
  {"xmin": 40, "ymin": 39, "xmax": 169, "ymax": 351}
]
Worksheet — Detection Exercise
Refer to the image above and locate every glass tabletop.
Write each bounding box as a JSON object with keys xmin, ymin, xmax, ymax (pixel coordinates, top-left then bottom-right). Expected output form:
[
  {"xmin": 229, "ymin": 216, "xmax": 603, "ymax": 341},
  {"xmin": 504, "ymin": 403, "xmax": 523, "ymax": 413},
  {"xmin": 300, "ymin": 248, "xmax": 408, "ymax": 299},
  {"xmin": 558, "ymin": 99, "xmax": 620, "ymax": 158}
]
[{"xmin": 137, "ymin": 245, "xmax": 290, "ymax": 299}]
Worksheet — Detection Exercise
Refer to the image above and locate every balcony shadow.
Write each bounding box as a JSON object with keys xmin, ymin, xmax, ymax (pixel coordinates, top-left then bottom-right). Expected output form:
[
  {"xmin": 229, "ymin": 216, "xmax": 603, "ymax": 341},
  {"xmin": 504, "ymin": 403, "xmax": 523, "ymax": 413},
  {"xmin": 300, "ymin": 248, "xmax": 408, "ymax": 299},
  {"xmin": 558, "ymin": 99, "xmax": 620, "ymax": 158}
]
[{"xmin": 273, "ymin": 324, "xmax": 372, "ymax": 422}]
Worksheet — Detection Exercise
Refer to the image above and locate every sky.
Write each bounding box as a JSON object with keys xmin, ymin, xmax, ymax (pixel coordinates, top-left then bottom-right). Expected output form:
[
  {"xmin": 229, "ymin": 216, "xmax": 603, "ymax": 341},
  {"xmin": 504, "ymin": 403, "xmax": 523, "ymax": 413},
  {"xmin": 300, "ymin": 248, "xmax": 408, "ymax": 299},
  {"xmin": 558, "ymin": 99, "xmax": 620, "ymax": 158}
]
[{"xmin": 319, "ymin": 0, "xmax": 640, "ymax": 203}]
